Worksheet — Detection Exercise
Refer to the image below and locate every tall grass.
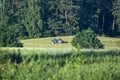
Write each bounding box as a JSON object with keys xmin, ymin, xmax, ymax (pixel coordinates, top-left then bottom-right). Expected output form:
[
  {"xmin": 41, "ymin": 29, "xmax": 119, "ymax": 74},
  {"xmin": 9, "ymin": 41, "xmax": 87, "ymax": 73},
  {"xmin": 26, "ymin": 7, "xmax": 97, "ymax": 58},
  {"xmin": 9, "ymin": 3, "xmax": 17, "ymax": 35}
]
[{"xmin": 0, "ymin": 48, "xmax": 120, "ymax": 80}]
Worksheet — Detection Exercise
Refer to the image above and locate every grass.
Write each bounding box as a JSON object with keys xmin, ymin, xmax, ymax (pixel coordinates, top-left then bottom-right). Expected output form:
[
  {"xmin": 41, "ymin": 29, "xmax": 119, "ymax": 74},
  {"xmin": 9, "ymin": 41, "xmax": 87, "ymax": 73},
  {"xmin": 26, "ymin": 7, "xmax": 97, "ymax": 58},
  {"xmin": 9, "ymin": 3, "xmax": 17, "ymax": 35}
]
[
  {"xmin": 21, "ymin": 36, "xmax": 73, "ymax": 48},
  {"xmin": 98, "ymin": 37, "xmax": 120, "ymax": 49},
  {"xmin": 21, "ymin": 36, "xmax": 120, "ymax": 49},
  {"xmin": 1, "ymin": 48, "xmax": 120, "ymax": 80},
  {"xmin": 2, "ymin": 36, "xmax": 119, "ymax": 55},
  {"xmin": 5, "ymin": 47, "xmax": 72, "ymax": 56},
  {"xmin": 1, "ymin": 36, "xmax": 120, "ymax": 80}
]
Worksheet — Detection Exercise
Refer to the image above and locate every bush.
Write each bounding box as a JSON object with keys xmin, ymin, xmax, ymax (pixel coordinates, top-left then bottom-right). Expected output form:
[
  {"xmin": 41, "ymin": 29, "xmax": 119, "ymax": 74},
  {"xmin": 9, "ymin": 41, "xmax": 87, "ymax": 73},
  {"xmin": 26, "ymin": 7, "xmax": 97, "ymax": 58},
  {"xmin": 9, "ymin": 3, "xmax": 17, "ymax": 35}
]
[
  {"xmin": 71, "ymin": 29, "xmax": 104, "ymax": 49},
  {"xmin": 0, "ymin": 33, "xmax": 23, "ymax": 47},
  {"xmin": 0, "ymin": 48, "xmax": 10, "ymax": 64}
]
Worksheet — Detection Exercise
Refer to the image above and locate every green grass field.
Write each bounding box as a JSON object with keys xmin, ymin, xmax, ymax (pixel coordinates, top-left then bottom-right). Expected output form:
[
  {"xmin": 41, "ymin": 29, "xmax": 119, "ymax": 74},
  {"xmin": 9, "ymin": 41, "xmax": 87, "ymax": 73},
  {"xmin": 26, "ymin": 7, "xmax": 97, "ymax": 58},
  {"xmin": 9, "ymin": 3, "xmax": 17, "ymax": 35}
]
[
  {"xmin": 21, "ymin": 36, "xmax": 120, "ymax": 49},
  {"xmin": 1, "ymin": 36, "xmax": 120, "ymax": 80},
  {"xmin": 21, "ymin": 36, "xmax": 73, "ymax": 48}
]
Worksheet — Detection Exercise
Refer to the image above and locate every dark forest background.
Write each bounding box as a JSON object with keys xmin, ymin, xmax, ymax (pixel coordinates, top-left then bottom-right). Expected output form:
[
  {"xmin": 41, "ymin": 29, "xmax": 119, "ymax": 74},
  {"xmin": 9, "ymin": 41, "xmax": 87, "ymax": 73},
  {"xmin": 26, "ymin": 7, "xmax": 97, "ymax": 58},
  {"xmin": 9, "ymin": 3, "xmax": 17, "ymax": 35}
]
[{"xmin": 0, "ymin": 0, "xmax": 120, "ymax": 46}]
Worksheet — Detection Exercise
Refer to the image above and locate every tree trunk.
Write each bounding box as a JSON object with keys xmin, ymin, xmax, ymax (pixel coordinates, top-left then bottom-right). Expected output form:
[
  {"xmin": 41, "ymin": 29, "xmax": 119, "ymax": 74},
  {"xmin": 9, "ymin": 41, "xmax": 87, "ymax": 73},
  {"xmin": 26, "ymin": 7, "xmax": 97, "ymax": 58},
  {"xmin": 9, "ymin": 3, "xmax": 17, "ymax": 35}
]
[
  {"xmin": 65, "ymin": 10, "xmax": 68, "ymax": 25},
  {"xmin": 112, "ymin": 14, "xmax": 115, "ymax": 31},
  {"xmin": 2, "ymin": 0, "xmax": 5, "ymax": 23},
  {"xmin": 70, "ymin": 0, "xmax": 73, "ymax": 7},
  {"xmin": 102, "ymin": 12, "xmax": 105, "ymax": 34}
]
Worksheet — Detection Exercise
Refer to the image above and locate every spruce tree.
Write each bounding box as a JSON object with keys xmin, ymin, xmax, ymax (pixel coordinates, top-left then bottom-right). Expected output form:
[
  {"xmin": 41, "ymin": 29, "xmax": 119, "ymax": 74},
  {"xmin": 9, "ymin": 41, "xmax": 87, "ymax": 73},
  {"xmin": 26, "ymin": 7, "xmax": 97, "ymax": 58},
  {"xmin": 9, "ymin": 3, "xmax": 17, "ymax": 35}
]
[{"xmin": 112, "ymin": 0, "xmax": 120, "ymax": 35}]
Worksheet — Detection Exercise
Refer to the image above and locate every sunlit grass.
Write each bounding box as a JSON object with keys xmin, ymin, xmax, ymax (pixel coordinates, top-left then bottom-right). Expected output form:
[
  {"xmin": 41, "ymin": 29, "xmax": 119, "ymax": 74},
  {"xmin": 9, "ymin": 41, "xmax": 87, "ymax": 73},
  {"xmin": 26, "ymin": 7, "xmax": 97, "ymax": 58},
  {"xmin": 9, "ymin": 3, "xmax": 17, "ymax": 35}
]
[
  {"xmin": 21, "ymin": 36, "xmax": 120, "ymax": 49},
  {"xmin": 98, "ymin": 37, "xmax": 120, "ymax": 49},
  {"xmin": 21, "ymin": 36, "xmax": 73, "ymax": 48}
]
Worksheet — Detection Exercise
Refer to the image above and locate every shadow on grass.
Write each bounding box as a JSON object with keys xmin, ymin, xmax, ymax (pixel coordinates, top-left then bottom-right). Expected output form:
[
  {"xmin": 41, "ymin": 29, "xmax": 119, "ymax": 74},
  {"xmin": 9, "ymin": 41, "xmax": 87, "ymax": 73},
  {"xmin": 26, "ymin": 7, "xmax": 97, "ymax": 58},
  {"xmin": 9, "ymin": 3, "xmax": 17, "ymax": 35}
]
[
  {"xmin": 80, "ymin": 49, "xmax": 120, "ymax": 57},
  {"xmin": 2, "ymin": 49, "xmax": 120, "ymax": 65}
]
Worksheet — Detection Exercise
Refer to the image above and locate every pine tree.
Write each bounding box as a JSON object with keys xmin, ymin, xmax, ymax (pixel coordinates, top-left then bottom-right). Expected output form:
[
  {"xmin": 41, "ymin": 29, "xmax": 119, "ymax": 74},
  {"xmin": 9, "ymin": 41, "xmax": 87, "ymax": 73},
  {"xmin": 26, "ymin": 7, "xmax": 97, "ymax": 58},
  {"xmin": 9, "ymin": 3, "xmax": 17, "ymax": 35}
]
[
  {"xmin": 0, "ymin": 0, "xmax": 23, "ymax": 47},
  {"xmin": 97, "ymin": 0, "xmax": 113, "ymax": 35},
  {"xmin": 24, "ymin": 0, "xmax": 43, "ymax": 38},
  {"xmin": 77, "ymin": 0, "xmax": 99, "ymax": 33},
  {"xmin": 112, "ymin": 0, "xmax": 120, "ymax": 35},
  {"xmin": 46, "ymin": 0, "xmax": 79, "ymax": 36}
]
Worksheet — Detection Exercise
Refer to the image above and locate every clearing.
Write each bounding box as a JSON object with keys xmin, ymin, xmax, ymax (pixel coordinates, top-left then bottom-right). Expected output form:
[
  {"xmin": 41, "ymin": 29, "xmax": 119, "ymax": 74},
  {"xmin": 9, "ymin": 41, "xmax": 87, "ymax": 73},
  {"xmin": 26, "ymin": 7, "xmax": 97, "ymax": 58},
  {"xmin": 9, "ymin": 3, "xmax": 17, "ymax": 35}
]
[{"xmin": 21, "ymin": 36, "xmax": 120, "ymax": 49}]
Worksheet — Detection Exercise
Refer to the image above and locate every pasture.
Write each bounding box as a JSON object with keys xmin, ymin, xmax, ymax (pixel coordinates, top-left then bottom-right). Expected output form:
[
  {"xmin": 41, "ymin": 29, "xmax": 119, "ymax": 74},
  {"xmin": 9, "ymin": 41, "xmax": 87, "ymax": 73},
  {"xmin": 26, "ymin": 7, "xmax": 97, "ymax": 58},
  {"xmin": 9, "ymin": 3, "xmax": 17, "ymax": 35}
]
[
  {"xmin": 21, "ymin": 36, "xmax": 120, "ymax": 49},
  {"xmin": 21, "ymin": 36, "xmax": 73, "ymax": 48}
]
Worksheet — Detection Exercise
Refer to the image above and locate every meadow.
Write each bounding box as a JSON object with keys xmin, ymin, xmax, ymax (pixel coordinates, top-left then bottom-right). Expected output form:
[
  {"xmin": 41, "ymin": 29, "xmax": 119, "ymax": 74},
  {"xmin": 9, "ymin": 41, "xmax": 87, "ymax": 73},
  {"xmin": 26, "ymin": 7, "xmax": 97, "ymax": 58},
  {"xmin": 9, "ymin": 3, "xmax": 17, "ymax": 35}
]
[
  {"xmin": 21, "ymin": 36, "xmax": 120, "ymax": 49},
  {"xmin": 0, "ymin": 36, "xmax": 120, "ymax": 80},
  {"xmin": 21, "ymin": 36, "xmax": 73, "ymax": 48}
]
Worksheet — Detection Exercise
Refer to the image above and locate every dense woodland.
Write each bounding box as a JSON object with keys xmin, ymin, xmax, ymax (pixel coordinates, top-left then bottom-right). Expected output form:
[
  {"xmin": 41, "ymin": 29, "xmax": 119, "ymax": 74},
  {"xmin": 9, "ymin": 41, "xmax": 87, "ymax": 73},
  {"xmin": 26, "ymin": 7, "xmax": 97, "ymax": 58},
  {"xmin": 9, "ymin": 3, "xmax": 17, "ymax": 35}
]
[{"xmin": 0, "ymin": 0, "xmax": 120, "ymax": 46}]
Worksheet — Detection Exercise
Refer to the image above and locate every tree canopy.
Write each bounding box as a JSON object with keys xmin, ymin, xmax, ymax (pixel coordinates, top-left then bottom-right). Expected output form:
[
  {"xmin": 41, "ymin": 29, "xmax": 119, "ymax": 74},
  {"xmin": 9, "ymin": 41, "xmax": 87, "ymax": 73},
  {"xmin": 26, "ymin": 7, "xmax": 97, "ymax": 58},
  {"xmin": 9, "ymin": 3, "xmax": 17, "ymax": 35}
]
[{"xmin": 0, "ymin": 0, "xmax": 120, "ymax": 46}]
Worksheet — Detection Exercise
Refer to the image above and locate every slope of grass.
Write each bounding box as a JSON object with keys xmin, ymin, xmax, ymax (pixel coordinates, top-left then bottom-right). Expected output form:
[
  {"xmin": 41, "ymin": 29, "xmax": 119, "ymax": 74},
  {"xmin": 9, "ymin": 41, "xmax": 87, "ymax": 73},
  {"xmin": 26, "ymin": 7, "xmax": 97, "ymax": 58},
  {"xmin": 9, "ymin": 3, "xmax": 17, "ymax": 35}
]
[
  {"xmin": 98, "ymin": 37, "xmax": 120, "ymax": 49},
  {"xmin": 21, "ymin": 36, "xmax": 73, "ymax": 48},
  {"xmin": 21, "ymin": 36, "xmax": 120, "ymax": 49}
]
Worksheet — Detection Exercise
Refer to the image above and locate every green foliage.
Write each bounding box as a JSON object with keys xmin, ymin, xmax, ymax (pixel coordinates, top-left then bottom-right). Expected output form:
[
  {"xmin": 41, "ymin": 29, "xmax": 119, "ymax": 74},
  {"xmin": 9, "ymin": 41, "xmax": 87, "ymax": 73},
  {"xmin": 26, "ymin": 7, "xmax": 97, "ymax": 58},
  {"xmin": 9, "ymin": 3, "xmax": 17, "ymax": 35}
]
[
  {"xmin": 1, "ymin": 0, "xmax": 120, "ymax": 40},
  {"xmin": 0, "ymin": 0, "xmax": 120, "ymax": 47},
  {"xmin": 0, "ymin": 49, "xmax": 10, "ymax": 64},
  {"xmin": 0, "ymin": 32, "xmax": 23, "ymax": 47},
  {"xmin": 112, "ymin": 0, "xmax": 120, "ymax": 35},
  {"xmin": 0, "ymin": 49, "xmax": 120, "ymax": 80},
  {"xmin": 72, "ymin": 29, "xmax": 104, "ymax": 49}
]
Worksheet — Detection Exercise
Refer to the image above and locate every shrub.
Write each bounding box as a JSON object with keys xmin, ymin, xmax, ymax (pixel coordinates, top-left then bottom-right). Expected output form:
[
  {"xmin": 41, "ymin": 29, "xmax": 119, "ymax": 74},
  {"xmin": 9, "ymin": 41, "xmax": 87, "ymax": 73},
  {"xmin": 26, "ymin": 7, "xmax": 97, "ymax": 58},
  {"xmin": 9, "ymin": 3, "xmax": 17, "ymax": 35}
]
[
  {"xmin": 0, "ymin": 48, "xmax": 10, "ymax": 64},
  {"xmin": 0, "ymin": 33, "xmax": 23, "ymax": 47},
  {"xmin": 71, "ymin": 29, "xmax": 104, "ymax": 49}
]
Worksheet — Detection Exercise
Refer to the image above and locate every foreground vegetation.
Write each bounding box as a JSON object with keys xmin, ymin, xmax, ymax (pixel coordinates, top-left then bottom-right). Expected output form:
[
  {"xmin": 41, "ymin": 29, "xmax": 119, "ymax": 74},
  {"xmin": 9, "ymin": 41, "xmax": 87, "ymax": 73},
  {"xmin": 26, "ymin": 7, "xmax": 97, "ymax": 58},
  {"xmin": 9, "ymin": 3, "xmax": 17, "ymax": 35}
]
[
  {"xmin": 1, "ymin": 36, "xmax": 120, "ymax": 80},
  {"xmin": 0, "ymin": 48, "xmax": 120, "ymax": 80}
]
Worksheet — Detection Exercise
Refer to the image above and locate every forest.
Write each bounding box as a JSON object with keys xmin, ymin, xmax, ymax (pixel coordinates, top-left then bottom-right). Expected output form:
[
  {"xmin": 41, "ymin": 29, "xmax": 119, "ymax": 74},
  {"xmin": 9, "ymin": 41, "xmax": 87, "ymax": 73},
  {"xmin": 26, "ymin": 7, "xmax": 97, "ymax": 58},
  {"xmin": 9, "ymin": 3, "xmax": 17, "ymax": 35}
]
[{"xmin": 0, "ymin": 0, "xmax": 120, "ymax": 47}]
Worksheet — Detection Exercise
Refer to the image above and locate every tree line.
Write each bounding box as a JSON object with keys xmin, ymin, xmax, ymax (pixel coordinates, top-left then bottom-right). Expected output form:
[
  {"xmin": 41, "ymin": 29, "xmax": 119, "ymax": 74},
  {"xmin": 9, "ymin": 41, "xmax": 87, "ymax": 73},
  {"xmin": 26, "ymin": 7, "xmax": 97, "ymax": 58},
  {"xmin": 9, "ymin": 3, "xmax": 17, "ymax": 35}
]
[{"xmin": 0, "ymin": 0, "xmax": 120, "ymax": 46}]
